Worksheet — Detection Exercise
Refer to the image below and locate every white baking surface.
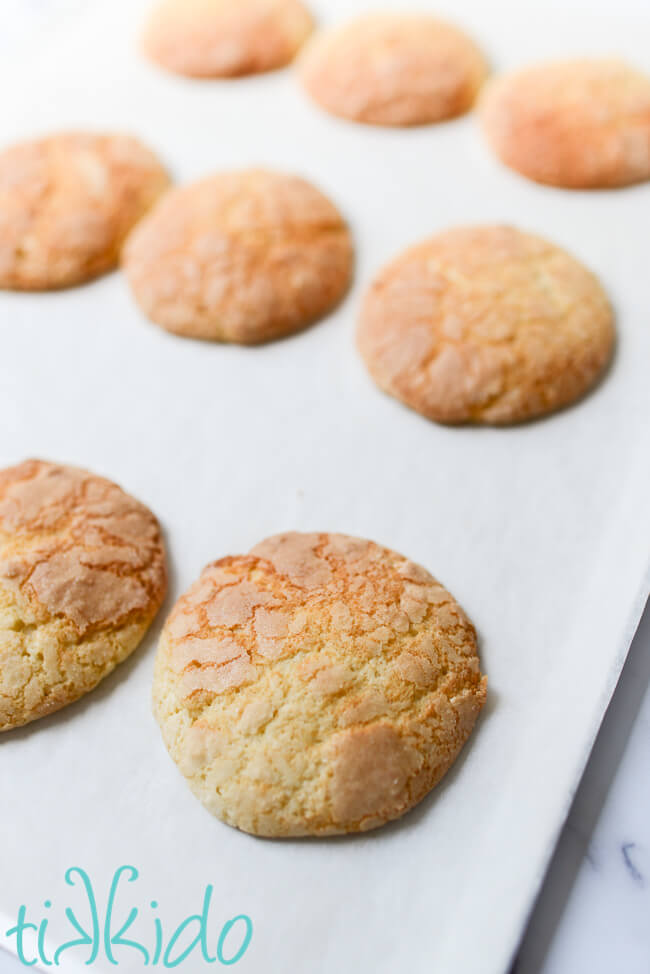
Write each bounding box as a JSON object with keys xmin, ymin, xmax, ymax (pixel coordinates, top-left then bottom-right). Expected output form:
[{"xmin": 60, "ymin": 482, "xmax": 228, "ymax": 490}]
[{"xmin": 0, "ymin": 1, "xmax": 649, "ymax": 972}]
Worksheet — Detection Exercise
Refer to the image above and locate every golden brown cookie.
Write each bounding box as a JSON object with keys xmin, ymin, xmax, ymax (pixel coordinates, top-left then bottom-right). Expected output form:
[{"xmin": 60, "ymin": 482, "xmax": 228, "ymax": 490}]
[
  {"xmin": 357, "ymin": 226, "xmax": 615, "ymax": 425},
  {"xmin": 141, "ymin": 0, "xmax": 313, "ymax": 78},
  {"xmin": 0, "ymin": 460, "xmax": 167, "ymax": 731},
  {"xmin": 122, "ymin": 169, "xmax": 353, "ymax": 343},
  {"xmin": 0, "ymin": 133, "xmax": 170, "ymax": 290},
  {"xmin": 298, "ymin": 14, "xmax": 487, "ymax": 126},
  {"xmin": 480, "ymin": 59, "xmax": 650, "ymax": 188},
  {"xmin": 153, "ymin": 531, "xmax": 486, "ymax": 836}
]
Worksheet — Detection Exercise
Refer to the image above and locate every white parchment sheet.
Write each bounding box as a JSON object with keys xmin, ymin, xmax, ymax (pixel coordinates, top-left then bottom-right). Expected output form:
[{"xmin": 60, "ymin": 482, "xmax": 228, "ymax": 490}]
[{"xmin": 0, "ymin": 1, "xmax": 649, "ymax": 972}]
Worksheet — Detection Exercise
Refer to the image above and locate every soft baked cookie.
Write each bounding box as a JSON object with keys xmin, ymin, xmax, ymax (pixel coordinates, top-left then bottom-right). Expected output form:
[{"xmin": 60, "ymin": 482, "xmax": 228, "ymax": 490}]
[
  {"xmin": 0, "ymin": 133, "xmax": 170, "ymax": 290},
  {"xmin": 357, "ymin": 226, "xmax": 615, "ymax": 425},
  {"xmin": 142, "ymin": 0, "xmax": 313, "ymax": 78},
  {"xmin": 298, "ymin": 14, "xmax": 487, "ymax": 126},
  {"xmin": 122, "ymin": 169, "xmax": 353, "ymax": 343},
  {"xmin": 153, "ymin": 531, "xmax": 486, "ymax": 836},
  {"xmin": 480, "ymin": 59, "xmax": 650, "ymax": 188},
  {"xmin": 0, "ymin": 460, "xmax": 167, "ymax": 731}
]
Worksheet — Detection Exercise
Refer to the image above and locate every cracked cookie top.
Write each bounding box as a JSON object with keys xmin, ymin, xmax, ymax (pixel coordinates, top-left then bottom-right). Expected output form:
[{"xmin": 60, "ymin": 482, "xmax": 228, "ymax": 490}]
[
  {"xmin": 122, "ymin": 168, "xmax": 353, "ymax": 344},
  {"xmin": 0, "ymin": 460, "xmax": 167, "ymax": 731},
  {"xmin": 0, "ymin": 132, "xmax": 170, "ymax": 290},
  {"xmin": 153, "ymin": 531, "xmax": 486, "ymax": 836},
  {"xmin": 480, "ymin": 59, "xmax": 650, "ymax": 189},
  {"xmin": 299, "ymin": 14, "xmax": 487, "ymax": 127},
  {"xmin": 142, "ymin": 0, "xmax": 314, "ymax": 78},
  {"xmin": 357, "ymin": 225, "xmax": 615, "ymax": 425}
]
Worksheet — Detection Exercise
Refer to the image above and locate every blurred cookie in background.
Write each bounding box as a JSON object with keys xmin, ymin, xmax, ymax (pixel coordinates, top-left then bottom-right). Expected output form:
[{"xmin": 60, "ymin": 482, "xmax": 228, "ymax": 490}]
[
  {"xmin": 480, "ymin": 59, "xmax": 650, "ymax": 188},
  {"xmin": 299, "ymin": 13, "xmax": 487, "ymax": 126},
  {"xmin": 142, "ymin": 0, "xmax": 314, "ymax": 78},
  {"xmin": 358, "ymin": 225, "xmax": 615, "ymax": 425},
  {"xmin": 0, "ymin": 132, "xmax": 170, "ymax": 290},
  {"xmin": 122, "ymin": 168, "xmax": 353, "ymax": 344}
]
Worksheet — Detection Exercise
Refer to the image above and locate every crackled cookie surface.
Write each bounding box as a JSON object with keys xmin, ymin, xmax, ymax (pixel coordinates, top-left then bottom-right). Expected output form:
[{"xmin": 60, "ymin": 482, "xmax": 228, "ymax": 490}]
[
  {"xmin": 142, "ymin": 0, "xmax": 313, "ymax": 78},
  {"xmin": 123, "ymin": 169, "xmax": 353, "ymax": 343},
  {"xmin": 358, "ymin": 225, "xmax": 615, "ymax": 425},
  {"xmin": 0, "ymin": 133, "xmax": 170, "ymax": 290},
  {"xmin": 0, "ymin": 460, "xmax": 167, "ymax": 730},
  {"xmin": 480, "ymin": 59, "xmax": 650, "ymax": 188},
  {"xmin": 299, "ymin": 14, "xmax": 487, "ymax": 126},
  {"xmin": 153, "ymin": 531, "xmax": 486, "ymax": 836}
]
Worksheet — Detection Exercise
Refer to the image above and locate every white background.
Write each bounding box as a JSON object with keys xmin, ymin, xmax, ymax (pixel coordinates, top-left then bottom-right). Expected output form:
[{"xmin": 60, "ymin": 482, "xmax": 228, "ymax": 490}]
[{"xmin": 0, "ymin": 1, "xmax": 649, "ymax": 972}]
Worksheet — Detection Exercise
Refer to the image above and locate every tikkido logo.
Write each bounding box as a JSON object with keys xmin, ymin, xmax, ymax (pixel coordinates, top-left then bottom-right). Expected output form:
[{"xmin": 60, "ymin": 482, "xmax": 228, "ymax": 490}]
[{"xmin": 5, "ymin": 866, "xmax": 253, "ymax": 968}]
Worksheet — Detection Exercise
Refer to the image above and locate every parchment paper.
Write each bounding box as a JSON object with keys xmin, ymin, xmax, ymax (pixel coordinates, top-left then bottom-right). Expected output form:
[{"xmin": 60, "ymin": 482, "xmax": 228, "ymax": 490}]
[{"xmin": 0, "ymin": 1, "xmax": 649, "ymax": 971}]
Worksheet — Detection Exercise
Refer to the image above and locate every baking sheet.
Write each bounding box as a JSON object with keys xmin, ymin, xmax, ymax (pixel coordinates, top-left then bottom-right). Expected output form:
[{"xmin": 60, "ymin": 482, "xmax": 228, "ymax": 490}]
[{"xmin": 0, "ymin": 0, "xmax": 649, "ymax": 971}]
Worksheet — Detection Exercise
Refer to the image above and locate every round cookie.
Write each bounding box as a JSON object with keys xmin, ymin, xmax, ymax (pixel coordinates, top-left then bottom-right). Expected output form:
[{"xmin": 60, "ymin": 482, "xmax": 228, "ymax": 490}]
[
  {"xmin": 122, "ymin": 169, "xmax": 353, "ymax": 343},
  {"xmin": 141, "ymin": 0, "xmax": 313, "ymax": 78},
  {"xmin": 298, "ymin": 14, "xmax": 487, "ymax": 126},
  {"xmin": 0, "ymin": 460, "xmax": 167, "ymax": 731},
  {"xmin": 480, "ymin": 59, "xmax": 650, "ymax": 189},
  {"xmin": 357, "ymin": 226, "xmax": 615, "ymax": 425},
  {"xmin": 0, "ymin": 133, "xmax": 170, "ymax": 290},
  {"xmin": 153, "ymin": 531, "xmax": 486, "ymax": 837}
]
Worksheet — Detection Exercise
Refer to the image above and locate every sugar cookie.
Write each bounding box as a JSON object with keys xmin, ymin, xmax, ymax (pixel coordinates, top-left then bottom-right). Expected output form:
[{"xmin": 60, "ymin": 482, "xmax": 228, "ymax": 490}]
[
  {"xmin": 142, "ymin": 0, "xmax": 313, "ymax": 78},
  {"xmin": 0, "ymin": 460, "xmax": 167, "ymax": 730},
  {"xmin": 0, "ymin": 133, "xmax": 170, "ymax": 290},
  {"xmin": 123, "ymin": 169, "xmax": 353, "ymax": 343},
  {"xmin": 153, "ymin": 531, "xmax": 486, "ymax": 836},
  {"xmin": 299, "ymin": 14, "xmax": 487, "ymax": 126},
  {"xmin": 357, "ymin": 226, "xmax": 614, "ymax": 424},
  {"xmin": 480, "ymin": 59, "xmax": 650, "ymax": 188}
]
